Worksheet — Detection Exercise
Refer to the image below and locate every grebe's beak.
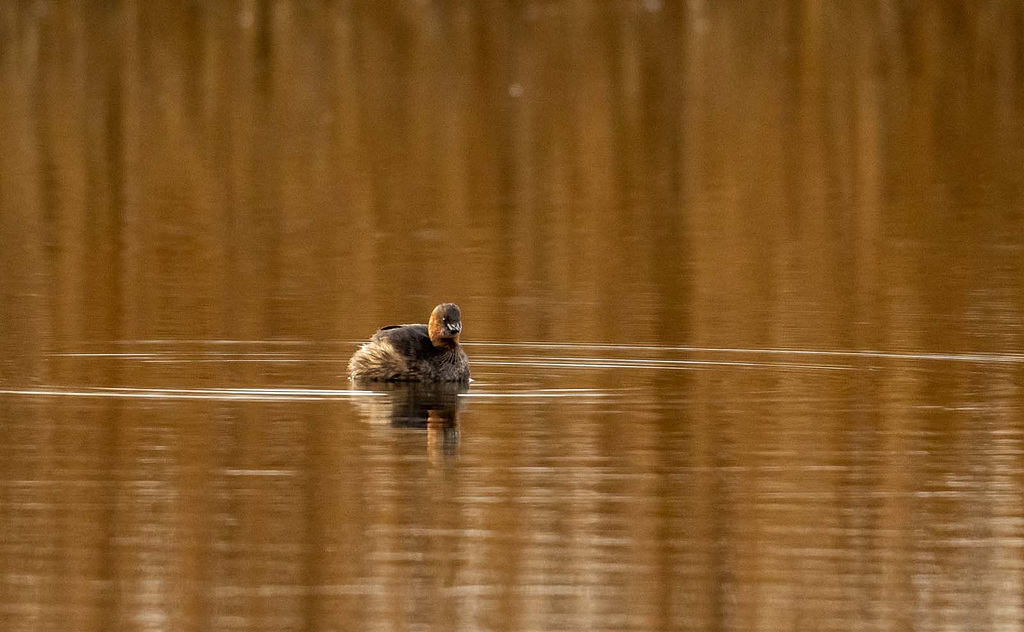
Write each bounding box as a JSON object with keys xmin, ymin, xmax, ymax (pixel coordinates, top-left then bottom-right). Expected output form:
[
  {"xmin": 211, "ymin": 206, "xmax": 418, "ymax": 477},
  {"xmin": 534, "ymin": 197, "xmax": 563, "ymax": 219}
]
[{"xmin": 447, "ymin": 322, "xmax": 462, "ymax": 335}]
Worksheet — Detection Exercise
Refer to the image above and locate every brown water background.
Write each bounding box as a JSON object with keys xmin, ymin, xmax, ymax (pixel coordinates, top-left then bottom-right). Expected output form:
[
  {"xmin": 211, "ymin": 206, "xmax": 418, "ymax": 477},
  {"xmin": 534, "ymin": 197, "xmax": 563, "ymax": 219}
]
[{"xmin": 2, "ymin": 2, "xmax": 1024, "ymax": 631}]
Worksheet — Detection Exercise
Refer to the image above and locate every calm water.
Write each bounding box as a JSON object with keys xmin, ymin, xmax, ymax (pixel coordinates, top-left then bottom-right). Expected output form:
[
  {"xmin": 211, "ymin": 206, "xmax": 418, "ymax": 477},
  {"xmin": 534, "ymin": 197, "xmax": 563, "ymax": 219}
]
[{"xmin": 2, "ymin": 2, "xmax": 1024, "ymax": 631}]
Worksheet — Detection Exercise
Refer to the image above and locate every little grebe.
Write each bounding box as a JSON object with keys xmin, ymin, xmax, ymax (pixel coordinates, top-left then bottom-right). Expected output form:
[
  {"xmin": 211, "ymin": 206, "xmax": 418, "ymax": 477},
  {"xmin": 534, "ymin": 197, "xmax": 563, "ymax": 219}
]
[{"xmin": 349, "ymin": 303, "xmax": 470, "ymax": 382}]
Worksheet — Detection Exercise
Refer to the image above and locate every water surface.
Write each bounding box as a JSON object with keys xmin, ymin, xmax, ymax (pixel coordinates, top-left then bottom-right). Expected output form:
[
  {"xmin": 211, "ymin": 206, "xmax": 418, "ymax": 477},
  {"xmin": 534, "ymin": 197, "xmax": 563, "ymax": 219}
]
[{"xmin": 2, "ymin": 2, "xmax": 1023, "ymax": 632}]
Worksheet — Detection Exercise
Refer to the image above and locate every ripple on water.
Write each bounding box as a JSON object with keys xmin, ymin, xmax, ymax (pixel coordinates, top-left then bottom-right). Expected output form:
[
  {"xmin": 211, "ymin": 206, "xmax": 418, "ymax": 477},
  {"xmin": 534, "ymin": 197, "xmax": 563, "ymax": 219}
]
[{"xmin": 5, "ymin": 340, "xmax": 1016, "ymax": 402}]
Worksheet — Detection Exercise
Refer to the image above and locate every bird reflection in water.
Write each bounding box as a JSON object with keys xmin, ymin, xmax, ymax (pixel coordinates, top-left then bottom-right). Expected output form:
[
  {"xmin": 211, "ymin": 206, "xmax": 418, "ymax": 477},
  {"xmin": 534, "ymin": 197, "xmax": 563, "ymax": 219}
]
[{"xmin": 351, "ymin": 381, "xmax": 467, "ymax": 461}]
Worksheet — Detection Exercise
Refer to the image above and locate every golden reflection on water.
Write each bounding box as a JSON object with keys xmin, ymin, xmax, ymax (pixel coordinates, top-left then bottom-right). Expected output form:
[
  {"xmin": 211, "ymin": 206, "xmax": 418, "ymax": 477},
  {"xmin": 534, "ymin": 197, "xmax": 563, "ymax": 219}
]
[{"xmin": 1, "ymin": 2, "xmax": 1024, "ymax": 632}]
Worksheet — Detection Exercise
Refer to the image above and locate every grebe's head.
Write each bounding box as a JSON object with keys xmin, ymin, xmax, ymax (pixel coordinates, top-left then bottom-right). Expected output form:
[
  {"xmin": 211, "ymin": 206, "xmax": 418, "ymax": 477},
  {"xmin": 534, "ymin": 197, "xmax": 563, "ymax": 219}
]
[{"xmin": 428, "ymin": 303, "xmax": 463, "ymax": 347}]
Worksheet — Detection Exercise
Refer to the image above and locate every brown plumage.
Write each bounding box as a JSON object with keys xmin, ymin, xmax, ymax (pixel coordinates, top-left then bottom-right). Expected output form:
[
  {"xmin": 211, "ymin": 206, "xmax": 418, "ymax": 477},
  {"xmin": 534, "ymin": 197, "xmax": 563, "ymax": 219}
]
[{"xmin": 349, "ymin": 303, "xmax": 470, "ymax": 382}]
